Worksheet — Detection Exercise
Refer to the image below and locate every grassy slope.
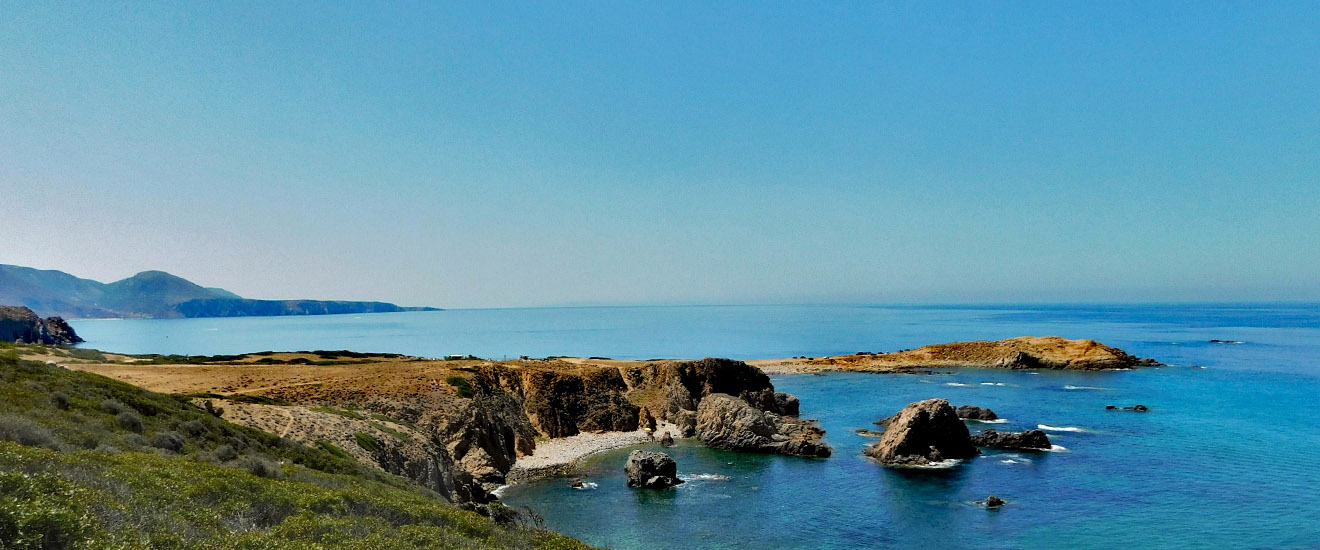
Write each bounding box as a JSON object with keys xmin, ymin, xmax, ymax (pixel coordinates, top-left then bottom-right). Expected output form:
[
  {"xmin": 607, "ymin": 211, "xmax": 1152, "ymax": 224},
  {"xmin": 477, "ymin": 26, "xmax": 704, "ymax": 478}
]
[{"xmin": 0, "ymin": 349, "xmax": 588, "ymax": 550}]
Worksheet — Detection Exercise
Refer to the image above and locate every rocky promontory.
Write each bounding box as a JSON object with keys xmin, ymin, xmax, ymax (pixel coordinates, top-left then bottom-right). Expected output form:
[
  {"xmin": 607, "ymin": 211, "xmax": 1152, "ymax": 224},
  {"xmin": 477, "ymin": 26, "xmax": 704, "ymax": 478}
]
[
  {"xmin": 0, "ymin": 305, "xmax": 83, "ymax": 345},
  {"xmin": 756, "ymin": 336, "xmax": 1160, "ymax": 373}
]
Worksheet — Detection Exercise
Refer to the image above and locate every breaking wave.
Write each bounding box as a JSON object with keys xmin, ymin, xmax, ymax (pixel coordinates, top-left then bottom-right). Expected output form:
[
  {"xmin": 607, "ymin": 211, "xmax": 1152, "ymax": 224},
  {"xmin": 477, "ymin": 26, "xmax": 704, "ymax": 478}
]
[{"xmin": 684, "ymin": 474, "xmax": 732, "ymax": 482}]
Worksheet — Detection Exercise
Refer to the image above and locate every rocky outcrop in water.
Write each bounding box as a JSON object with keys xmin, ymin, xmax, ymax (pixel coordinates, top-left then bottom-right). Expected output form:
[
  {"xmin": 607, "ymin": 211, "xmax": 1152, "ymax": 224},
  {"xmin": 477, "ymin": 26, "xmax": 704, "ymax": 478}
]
[
  {"xmin": 969, "ymin": 429, "xmax": 1051, "ymax": 450},
  {"xmin": 1106, "ymin": 404, "xmax": 1149, "ymax": 412},
  {"xmin": 985, "ymin": 495, "xmax": 1005, "ymax": 508},
  {"xmin": 0, "ymin": 305, "xmax": 83, "ymax": 345},
  {"xmin": 696, "ymin": 393, "xmax": 831, "ymax": 457},
  {"xmin": 957, "ymin": 405, "xmax": 998, "ymax": 421},
  {"xmin": 863, "ymin": 399, "xmax": 979, "ymax": 466},
  {"xmin": 625, "ymin": 450, "xmax": 683, "ymax": 489}
]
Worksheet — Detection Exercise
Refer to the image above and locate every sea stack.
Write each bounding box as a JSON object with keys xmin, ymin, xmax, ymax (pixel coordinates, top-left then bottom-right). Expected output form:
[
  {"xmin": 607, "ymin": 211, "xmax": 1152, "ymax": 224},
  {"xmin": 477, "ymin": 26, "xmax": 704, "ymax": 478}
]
[
  {"xmin": 625, "ymin": 450, "xmax": 684, "ymax": 489},
  {"xmin": 863, "ymin": 399, "xmax": 979, "ymax": 466}
]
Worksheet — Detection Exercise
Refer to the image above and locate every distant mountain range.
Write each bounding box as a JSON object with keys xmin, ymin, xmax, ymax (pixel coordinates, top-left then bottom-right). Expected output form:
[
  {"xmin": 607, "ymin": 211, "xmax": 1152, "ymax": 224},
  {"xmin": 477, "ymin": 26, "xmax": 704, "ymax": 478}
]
[{"xmin": 0, "ymin": 264, "xmax": 439, "ymax": 319}]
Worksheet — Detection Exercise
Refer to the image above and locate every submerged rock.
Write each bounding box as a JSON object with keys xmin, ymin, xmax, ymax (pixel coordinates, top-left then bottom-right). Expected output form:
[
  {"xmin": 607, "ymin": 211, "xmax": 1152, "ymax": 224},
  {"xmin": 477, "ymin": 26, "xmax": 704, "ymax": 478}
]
[
  {"xmin": 985, "ymin": 495, "xmax": 1005, "ymax": 508},
  {"xmin": 659, "ymin": 431, "xmax": 676, "ymax": 447},
  {"xmin": 1106, "ymin": 404, "xmax": 1149, "ymax": 412},
  {"xmin": 696, "ymin": 393, "xmax": 831, "ymax": 458},
  {"xmin": 862, "ymin": 399, "xmax": 979, "ymax": 466},
  {"xmin": 956, "ymin": 405, "xmax": 999, "ymax": 421},
  {"xmin": 625, "ymin": 450, "xmax": 684, "ymax": 489},
  {"xmin": 969, "ymin": 429, "xmax": 1051, "ymax": 451}
]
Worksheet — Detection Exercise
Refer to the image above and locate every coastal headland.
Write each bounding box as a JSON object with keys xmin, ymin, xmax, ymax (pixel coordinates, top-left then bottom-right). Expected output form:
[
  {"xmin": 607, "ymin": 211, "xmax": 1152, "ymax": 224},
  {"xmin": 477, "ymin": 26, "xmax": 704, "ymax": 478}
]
[{"xmin": 36, "ymin": 336, "xmax": 1156, "ymax": 506}]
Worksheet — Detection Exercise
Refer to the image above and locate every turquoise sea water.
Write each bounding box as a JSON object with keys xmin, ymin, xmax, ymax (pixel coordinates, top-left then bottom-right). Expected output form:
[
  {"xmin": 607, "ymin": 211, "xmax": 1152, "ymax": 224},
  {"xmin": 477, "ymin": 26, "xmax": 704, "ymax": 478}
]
[{"xmin": 70, "ymin": 304, "xmax": 1320, "ymax": 549}]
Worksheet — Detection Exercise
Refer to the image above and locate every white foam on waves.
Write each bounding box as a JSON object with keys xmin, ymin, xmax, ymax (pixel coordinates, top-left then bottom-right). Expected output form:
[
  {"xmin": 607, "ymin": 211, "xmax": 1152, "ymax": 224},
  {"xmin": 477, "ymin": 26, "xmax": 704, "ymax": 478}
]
[
  {"xmin": 1047, "ymin": 445, "xmax": 1069, "ymax": 452},
  {"xmin": 1037, "ymin": 424, "xmax": 1084, "ymax": 432},
  {"xmin": 1063, "ymin": 385, "xmax": 1109, "ymax": 391},
  {"xmin": 684, "ymin": 474, "xmax": 732, "ymax": 482},
  {"xmin": 980, "ymin": 382, "xmax": 1006, "ymax": 386},
  {"xmin": 945, "ymin": 382, "xmax": 974, "ymax": 387},
  {"xmin": 965, "ymin": 418, "xmax": 1008, "ymax": 424},
  {"xmin": 902, "ymin": 459, "xmax": 962, "ymax": 470}
]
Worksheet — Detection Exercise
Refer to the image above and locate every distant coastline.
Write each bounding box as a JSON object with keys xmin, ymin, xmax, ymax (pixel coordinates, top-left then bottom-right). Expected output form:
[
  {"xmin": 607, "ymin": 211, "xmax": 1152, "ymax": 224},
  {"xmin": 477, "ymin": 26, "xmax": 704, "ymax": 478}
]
[{"xmin": 0, "ymin": 264, "xmax": 437, "ymax": 319}]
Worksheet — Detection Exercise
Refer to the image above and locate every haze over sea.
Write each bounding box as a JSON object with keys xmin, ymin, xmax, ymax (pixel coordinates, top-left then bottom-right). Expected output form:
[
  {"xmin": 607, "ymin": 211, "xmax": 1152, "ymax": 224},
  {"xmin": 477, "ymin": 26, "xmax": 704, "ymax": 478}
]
[{"xmin": 71, "ymin": 303, "xmax": 1320, "ymax": 549}]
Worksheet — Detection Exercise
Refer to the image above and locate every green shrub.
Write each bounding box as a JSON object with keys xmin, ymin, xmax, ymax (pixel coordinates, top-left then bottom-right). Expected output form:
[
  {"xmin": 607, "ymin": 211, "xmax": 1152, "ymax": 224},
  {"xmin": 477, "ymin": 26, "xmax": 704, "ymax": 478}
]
[
  {"xmin": 353, "ymin": 432, "xmax": 381, "ymax": 453},
  {"xmin": 150, "ymin": 431, "xmax": 185, "ymax": 452},
  {"xmin": 100, "ymin": 399, "xmax": 130, "ymax": 415},
  {"xmin": 368, "ymin": 421, "xmax": 412, "ymax": 443},
  {"xmin": 312, "ymin": 407, "xmax": 365, "ymax": 420},
  {"xmin": 445, "ymin": 376, "xmax": 474, "ymax": 398},
  {"xmin": 117, "ymin": 412, "xmax": 144, "ymax": 433},
  {"xmin": 239, "ymin": 455, "xmax": 284, "ymax": 479},
  {"xmin": 316, "ymin": 440, "xmax": 351, "ymax": 459},
  {"xmin": 0, "ymin": 415, "xmax": 60, "ymax": 450},
  {"xmin": 66, "ymin": 348, "xmax": 106, "ymax": 362}
]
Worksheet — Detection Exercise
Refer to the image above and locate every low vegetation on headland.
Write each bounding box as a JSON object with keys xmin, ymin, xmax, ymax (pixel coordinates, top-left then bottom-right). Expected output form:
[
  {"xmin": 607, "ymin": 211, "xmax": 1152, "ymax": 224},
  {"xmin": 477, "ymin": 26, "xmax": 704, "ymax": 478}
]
[{"xmin": 0, "ymin": 350, "xmax": 588, "ymax": 549}]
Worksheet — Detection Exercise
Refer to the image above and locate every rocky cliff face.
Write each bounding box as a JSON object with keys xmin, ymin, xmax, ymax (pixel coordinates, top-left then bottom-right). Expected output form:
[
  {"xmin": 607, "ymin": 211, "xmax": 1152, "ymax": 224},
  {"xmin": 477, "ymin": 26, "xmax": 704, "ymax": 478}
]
[
  {"xmin": 0, "ymin": 305, "xmax": 83, "ymax": 345},
  {"xmin": 477, "ymin": 363, "xmax": 640, "ymax": 438}
]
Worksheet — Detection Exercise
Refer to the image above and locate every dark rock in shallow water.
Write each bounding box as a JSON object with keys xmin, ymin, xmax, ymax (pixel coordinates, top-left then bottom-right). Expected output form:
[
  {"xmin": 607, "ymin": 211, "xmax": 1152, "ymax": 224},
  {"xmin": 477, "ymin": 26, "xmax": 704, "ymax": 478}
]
[
  {"xmin": 855, "ymin": 428, "xmax": 885, "ymax": 437},
  {"xmin": 970, "ymin": 429, "xmax": 1051, "ymax": 450},
  {"xmin": 985, "ymin": 496, "xmax": 1005, "ymax": 508},
  {"xmin": 625, "ymin": 450, "xmax": 683, "ymax": 489},
  {"xmin": 696, "ymin": 393, "xmax": 832, "ymax": 457},
  {"xmin": 659, "ymin": 431, "xmax": 675, "ymax": 447},
  {"xmin": 1107, "ymin": 404, "xmax": 1149, "ymax": 412},
  {"xmin": 863, "ymin": 399, "xmax": 979, "ymax": 466},
  {"xmin": 873, "ymin": 415, "xmax": 897, "ymax": 428},
  {"xmin": 956, "ymin": 405, "xmax": 999, "ymax": 421}
]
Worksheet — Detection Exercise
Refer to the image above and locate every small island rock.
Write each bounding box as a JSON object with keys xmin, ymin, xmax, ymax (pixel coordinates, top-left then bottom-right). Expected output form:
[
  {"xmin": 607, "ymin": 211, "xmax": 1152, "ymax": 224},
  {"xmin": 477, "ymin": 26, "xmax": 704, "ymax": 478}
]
[
  {"xmin": 969, "ymin": 429, "xmax": 1051, "ymax": 451},
  {"xmin": 863, "ymin": 399, "xmax": 979, "ymax": 466},
  {"xmin": 624, "ymin": 450, "xmax": 684, "ymax": 490},
  {"xmin": 956, "ymin": 405, "xmax": 999, "ymax": 421}
]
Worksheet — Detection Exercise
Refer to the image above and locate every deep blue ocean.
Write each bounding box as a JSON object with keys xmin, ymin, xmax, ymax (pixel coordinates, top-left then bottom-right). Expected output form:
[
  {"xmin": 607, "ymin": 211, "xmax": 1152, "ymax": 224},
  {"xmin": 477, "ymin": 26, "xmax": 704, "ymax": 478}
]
[{"xmin": 70, "ymin": 304, "xmax": 1320, "ymax": 549}]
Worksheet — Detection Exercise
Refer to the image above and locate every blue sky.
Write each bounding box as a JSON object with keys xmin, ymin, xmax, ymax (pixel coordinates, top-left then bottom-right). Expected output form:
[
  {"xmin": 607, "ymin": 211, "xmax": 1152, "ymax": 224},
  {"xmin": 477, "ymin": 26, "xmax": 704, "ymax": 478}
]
[{"xmin": 1, "ymin": 2, "xmax": 1317, "ymax": 307}]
